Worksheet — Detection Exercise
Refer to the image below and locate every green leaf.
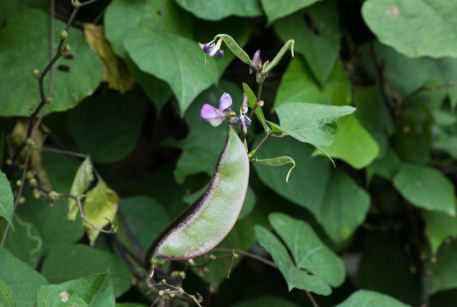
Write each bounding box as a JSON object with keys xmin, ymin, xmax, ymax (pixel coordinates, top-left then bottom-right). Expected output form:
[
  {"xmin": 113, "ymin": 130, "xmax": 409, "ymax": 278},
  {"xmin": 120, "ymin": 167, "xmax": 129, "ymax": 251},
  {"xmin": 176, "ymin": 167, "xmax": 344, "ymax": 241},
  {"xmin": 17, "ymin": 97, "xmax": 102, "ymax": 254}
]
[
  {"xmin": 231, "ymin": 296, "xmax": 300, "ymax": 307},
  {"xmin": 423, "ymin": 210, "xmax": 457, "ymax": 255},
  {"xmin": 322, "ymin": 115, "xmax": 380, "ymax": 169},
  {"xmin": 362, "ymin": 0, "xmax": 457, "ymax": 58},
  {"xmin": 118, "ymin": 196, "xmax": 170, "ymax": 251},
  {"xmin": 261, "ymin": 0, "xmax": 321, "ymax": 23},
  {"xmin": 242, "ymin": 83, "xmax": 269, "ymax": 132},
  {"xmin": 0, "ymin": 279, "xmax": 15, "ymax": 307},
  {"xmin": 318, "ymin": 170, "xmax": 370, "ymax": 243},
  {"xmin": 1, "ymin": 215, "xmax": 43, "ymax": 267},
  {"xmin": 252, "ymin": 156, "xmax": 296, "ymax": 182},
  {"xmin": 275, "ymin": 58, "xmax": 351, "ymax": 107},
  {"xmin": 336, "ymin": 290, "xmax": 410, "ymax": 307},
  {"xmin": 37, "ymin": 274, "xmax": 115, "ymax": 307},
  {"xmin": 67, "ymin": 91, "xmax": 146, "ymax": 163},
  {"xmin": 104, "ymin": 0, "xmax": 193, "ymax": 56},
  {"xmin": 83, "ymin": 180, "xmax": 119, "ymax": 245},
  {"xmin": 0, "ymin": 248, "xmax": 48, "ymax": 307},
  {"xmin": 430, "ymin": 241, "xmax": 457, "ymax": 294},
  {"xmin": 276, "ymin": 102, "xmax": 355, "ymax": 148},
  {"xmin": 42, "ymin": 244, "xmax": 132, "ymax": 297},
  {"xmin": 175, "ymin": 0, "xmax": 262, "ymax": 20},
  {"xmin": 274, "ymin": 0, "xmax": 341, "ymax": 84},
  {"xmin": 17, "ymin": 153, "xmax": 84, "ymax": 253},
  {"xmin": 393, "ymin": 164, "xmax": 455, "ymax": 215},
  {"xmin": 0, "ymin": 171, "xmax": 14, "ymax": 226},
  {"xmin": 255, "ymin": 213, "xmax": 345, "ymax": 294},
  {"xmin": 0, "ymin": 8, "xmax": 103, "ymax": 116},
  {"xmin": 125, "ymin": 30, "xmax": 219, "ymax": 115},
  {"xmin": 116, "ymin": 304, "xmax": 146, "ymax": 307},
  {"xmin": 68, "ymin": 158, "xmax": 94, "ymax": 221},
  {"xmin": 367, "ymin": 148, "xmax": 401, "ymax": 181}
]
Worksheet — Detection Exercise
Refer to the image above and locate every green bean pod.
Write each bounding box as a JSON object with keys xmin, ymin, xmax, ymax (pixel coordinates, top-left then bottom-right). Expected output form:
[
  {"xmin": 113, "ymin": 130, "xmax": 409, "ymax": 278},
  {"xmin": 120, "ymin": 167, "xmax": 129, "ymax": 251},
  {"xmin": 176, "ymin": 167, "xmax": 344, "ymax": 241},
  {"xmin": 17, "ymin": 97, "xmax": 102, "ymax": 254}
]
[{"xmin": 148, "ymin": 126, "xmax": 250, "ymax": 261}]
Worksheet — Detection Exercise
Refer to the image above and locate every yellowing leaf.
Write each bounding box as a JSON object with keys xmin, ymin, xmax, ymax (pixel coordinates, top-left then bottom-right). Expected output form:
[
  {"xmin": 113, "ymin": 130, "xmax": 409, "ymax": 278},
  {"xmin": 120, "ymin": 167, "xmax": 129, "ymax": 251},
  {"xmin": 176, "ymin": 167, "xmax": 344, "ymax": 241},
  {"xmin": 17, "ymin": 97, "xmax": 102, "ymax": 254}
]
[
  {"xmin": 68, "ymin": 158, "xmax": 94, "ymax": 221},
  {"xmin": 83, "ymin": 180, "xmax": 119, "ymax": 245},
  {"xmin": 84, "ymin": 24, "xmax": 134, "ymax": 93}
]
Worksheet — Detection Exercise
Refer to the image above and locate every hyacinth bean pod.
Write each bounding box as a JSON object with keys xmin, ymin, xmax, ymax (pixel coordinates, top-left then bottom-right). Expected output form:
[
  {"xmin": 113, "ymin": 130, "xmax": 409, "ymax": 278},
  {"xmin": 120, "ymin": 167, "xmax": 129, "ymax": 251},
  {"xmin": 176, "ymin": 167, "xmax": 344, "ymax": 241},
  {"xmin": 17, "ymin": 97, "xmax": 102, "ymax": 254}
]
[{"xmin": 148, "ymin": 126, "xmax": 249, "ymax": 261}]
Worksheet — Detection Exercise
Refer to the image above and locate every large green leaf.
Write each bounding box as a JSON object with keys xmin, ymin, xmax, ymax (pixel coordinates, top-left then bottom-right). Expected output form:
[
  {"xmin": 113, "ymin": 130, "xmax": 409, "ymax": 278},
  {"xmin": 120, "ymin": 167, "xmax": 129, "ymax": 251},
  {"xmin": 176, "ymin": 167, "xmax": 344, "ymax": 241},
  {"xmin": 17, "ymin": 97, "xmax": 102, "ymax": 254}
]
[
  {"xmin": 261, "ymin": 0, "xmax": 321, "ymax": 23},
  {"xmin": 175, "ymin": 0, "xmax": 262, "ymax": 20},
  {"xmin": 256, "ymin": 213, "xmax": 345, "ymax": 294},
  {"xmin": 274, "ymin": 0, "xmax": 341, "ymax": 84},
  {"xmin": 276, "ymin": 102, "xmax": 355, "ymax": 148},
  {"xmin": 37, "ymin": 274, "xmax": 115, "ymax": 307},
  {"xmin": 17, "ymin": 153, "xmax": 84, "ymax": 253},
  {"xmin": 431, "ymin": 241, "xmax": 457, "ymax": 294},
  {"xmin": 231, "ymin": 296, "xmax": 300, "ymax": 307},
  {"xmin": 66, "ymin": 91, "xmax": 146, "ymax": 163},
  {"xmin": 0, "ymin": 248, "xmax": 48, "ymax": 307},
  {"xmin": 0, "ymin": 171, "xmax": 14, "ymax": 226},
  {"xmin": 42, "ymin": 245, "xmax": 132, "ymax": 297},
  {"xmin": 336, "ymin": 290, "xmax": 410, "ymax": 307},
  {"xmin": 125, "ymin": 30, "xmax": 220, "ymax": 115},
  {"xmin": 362, "ymin": 0, "xmax": 457, "ymax": 58},
  {"xmin": 423, "ymin": 210, "xmax": 457, "ymax": 255},
  {"xmin": 275, "ymin": 58, "xmax": 351, "ymax": 107},
  {"xmin": 393, "ymin": 164, "xmax": 455, "ymax": 215},
  {"xmin": 322, "ymin": 115, "xmax": 380, "ymax": 169},
  {"xmin": 0, "ymin": 8, "xmax": 103, "ymax": 116}
]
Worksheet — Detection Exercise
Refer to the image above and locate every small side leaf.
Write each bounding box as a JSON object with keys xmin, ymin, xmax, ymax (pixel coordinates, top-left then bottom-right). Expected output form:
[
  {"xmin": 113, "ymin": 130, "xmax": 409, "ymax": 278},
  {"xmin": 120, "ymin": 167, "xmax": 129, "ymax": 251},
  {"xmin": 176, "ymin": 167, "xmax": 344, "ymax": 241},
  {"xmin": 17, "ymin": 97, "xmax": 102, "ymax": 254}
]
[
  {"xmin": 83, "ymin": 180, "xmax": 119, "ymax": 245},
  {"xmin": 215, "ymin": 34, "xmax": 252, "ymax": 65},
  {"xmin": 68, "ymin": 158, "xmax": 94, "ymax": 221},
  {"xmin": 263, "ymin": 39, "xmax": 295, "ymax": 73},
  {"xmin": 0, "ymin": 171, "xmax": 14, "ymax": 227},
  {"xmin": 253, "ymin": 156, "xmax": 295, "ymax": 182}
]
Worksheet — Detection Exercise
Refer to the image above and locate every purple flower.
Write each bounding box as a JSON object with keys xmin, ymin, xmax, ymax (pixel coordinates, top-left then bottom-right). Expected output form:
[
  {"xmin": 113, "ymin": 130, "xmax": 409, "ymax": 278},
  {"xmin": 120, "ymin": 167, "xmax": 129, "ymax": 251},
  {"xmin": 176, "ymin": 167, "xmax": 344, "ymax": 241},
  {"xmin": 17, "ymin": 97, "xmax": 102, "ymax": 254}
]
[
  {"xmin": 200, "ymin": 93, "xmax": 232, "ymax": 127},
  {"xmin": 199, "ymin": 39, "xmax": 224, "ymax": 58},
  {"xmin": 249, "ymin": 50, "xmax": 262, "ymax": 74}
]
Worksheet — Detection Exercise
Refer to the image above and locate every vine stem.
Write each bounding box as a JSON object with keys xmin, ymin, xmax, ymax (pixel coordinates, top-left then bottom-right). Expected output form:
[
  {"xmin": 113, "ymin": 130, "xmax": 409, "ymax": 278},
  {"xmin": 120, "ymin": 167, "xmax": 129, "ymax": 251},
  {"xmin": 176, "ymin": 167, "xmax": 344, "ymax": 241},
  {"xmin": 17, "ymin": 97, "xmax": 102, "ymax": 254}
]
[{"xmin": 213, "ymin": 248, "xmax": 320, "ymax": 307}]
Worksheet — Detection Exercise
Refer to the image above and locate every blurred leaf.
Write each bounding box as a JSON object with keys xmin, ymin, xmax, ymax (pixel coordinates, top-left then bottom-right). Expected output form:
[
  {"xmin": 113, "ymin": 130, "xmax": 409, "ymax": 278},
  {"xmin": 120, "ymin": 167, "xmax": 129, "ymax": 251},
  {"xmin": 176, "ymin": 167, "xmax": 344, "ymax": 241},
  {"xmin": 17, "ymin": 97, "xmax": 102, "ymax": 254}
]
[
  {"xmin": 0, "ymin": 248, "xmax": 48, "ymax": 307},
  {"xmin": 322, "ymin": 115, "xmax": 380, "ymax": 169},
  {"xmin": 275, "ymin": 58, "xmax": 351, "ymax": 107},
  {"xmin": 231, "ymin": 296, "xmax": 300, "ymax": 307},
  {"xmin": 367, "ymin": 148, "xmax": 401, "ymax": 181},
  {"xmin": 68, "ymin": 158, "xmax": 94, "ymax": 221},
  {"xmin": 431, "ymin": 241, "xmax": 457, "ymax": 294},
  {"xmin": 67, "ymin": 90, "xmax": 145, "ymax": 163},
  {"xmin": 336, "ymin": 290, "xmax": 410, "ymax": 307},
  {"xmin": 276, "ymin": 102, "xmax": 355, "ymax": 148},
  {"xmin": 274, "ymin": 0, "xmax": 341, "ymax": 84},
  {"xmin": 119, "ymin": 196, "xmax": 170, "ymax": 251},
  {"xmin": 261, "ymin": 0, "xmax": 321, "ymax": 23},
  {"xmin": 37, "ymin": 274, "xmax": 115, "ymax": 307},
  {"xmin": 318, "ymin": 170, "xmax": 370, "ymax": 243},
  {"xmin": 393, "ymin": 164, "xmax": 455, "ymax": 215},
  {"xmin": 1, "ymin": 215, "xmax": 43, "ymax": 267},
  {"xmin": 83, "ymin": 24, "xmax": 134, "ymax": 93},
  {"xmin": 0, "ymin": 171, "xmax": 14, "ymax": 226},
  {"xmin": 125, "ymin": 30, "xmax": 221, "ymax": 115},
  {"xmin": 175, "ymin": 0, "xmax": 262, "ymax": 20},
  {"xmin": 116, "ymin": 304, "xmax": 146, "ymax": 307},
  {"xmin": 256, "ymin": 213, "xmax": 345, "ymax": 294},
  {"xmin": 18, "ymin": 153, "xmax": 84, "ymax": 253},
  {"xmin": 0, "ymin": 279, "xmax": 15, "ymax": 307},
  {"xmin": 104, "ymin": 0, "xmax": 193, "ymax": 56},
  {"xmin": 42, "ymin": 244, "xmax": 132, "ymax": 297},
  {"xmin": 423, "ymin": 210, "xmax": 457, "ymax": 255},
  {"xmin": 0, "ymin": 9, "xmax": 103, "ymax": 116},
  {"xmin": 362, "ymin": 0, "xmax": 457, "ymax": 58},
  {"xmin": 83, "ymin": 180, "xmax": 119, "ymax": 245}
]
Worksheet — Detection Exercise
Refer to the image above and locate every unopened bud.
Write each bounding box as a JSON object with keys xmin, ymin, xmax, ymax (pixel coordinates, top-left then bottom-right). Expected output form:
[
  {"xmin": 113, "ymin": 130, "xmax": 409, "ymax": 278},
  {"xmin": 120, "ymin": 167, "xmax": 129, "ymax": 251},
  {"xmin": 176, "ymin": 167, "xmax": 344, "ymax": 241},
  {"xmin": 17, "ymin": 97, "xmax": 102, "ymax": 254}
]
[
  {"xmin": 33, "ymin": 69, "xmax": 40, "ymax": 77},
  {"xmin": 33, "ymin": 189, "xmax": 41, "ymax": 199},
  {"xmin": 60, "ymin": 30, "xmax": 68, "ymax": 39},
  {"xmin": 5, "ymin": 159, "xmax": 13, "ymax": 166},
  {"xmin": 48, "ymin": 191, "xmax": 59, "ymax": 201},
  {"xmin": 18, "ymin": 196, "xmax": 26, "ymax": 204},
  {"xmin": 16, "ymin": 180, "xmax": 22, "ymax": 187}
]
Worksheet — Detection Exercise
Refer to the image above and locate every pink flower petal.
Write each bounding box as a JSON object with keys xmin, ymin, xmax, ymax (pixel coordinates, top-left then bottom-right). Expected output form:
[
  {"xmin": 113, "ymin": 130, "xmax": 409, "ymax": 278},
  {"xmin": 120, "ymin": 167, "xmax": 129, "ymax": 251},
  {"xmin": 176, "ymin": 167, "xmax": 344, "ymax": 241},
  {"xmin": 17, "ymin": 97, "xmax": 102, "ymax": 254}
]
[
  {"xmin": 200, "ymin": 103, "xmax": 225, "ymax": 127},
  {"xmin": 219, "ymin": 93, "xmax": 232, "ymax": 111}
]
